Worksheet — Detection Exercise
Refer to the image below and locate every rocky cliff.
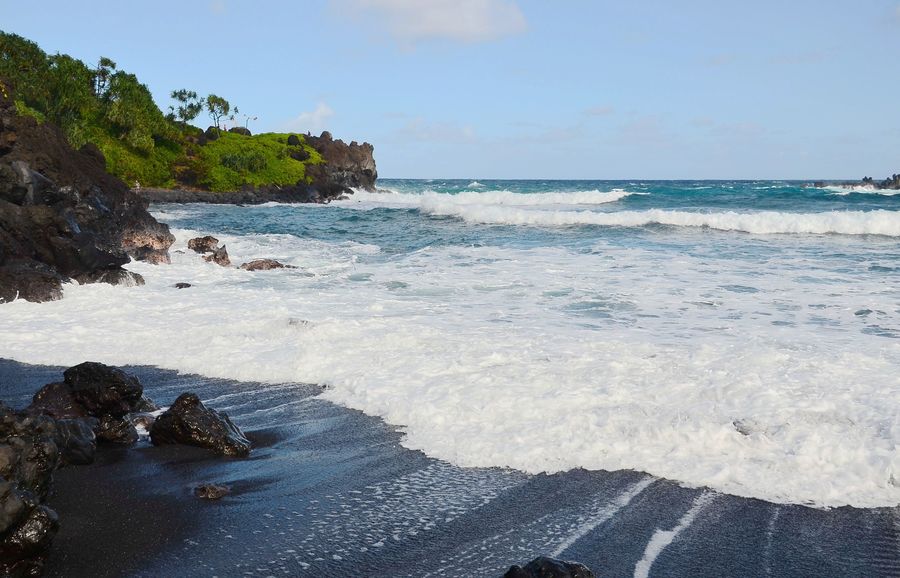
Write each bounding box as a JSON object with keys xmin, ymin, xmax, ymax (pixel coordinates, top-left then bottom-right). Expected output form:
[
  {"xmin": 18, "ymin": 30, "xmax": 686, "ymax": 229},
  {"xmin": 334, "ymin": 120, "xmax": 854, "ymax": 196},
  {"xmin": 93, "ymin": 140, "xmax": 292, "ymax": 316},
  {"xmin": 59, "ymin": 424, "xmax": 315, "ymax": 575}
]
[{"xmin": 0, "ymin": 81, "xmax": 174, "ymax": 303}]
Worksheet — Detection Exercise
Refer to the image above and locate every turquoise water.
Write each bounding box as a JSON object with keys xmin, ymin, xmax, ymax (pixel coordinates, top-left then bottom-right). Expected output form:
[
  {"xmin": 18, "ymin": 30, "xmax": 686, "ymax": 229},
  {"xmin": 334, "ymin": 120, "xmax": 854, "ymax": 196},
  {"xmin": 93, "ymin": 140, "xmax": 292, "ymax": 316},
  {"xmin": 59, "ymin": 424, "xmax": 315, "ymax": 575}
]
[{"xmin": 3, "ymin": 179, "xmax": 899, "ymax": 506}]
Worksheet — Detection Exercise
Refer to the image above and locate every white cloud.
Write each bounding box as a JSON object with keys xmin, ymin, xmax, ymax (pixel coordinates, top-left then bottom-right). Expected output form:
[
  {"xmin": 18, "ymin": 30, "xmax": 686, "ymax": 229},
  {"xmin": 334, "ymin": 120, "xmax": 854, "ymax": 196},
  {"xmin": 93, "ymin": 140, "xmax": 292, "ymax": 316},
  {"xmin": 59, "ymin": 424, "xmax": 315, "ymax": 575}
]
[
  {"xmin": 335, "ymin": 0, "xmax": 526, "ymax": 45},
  {"xmin": 282, "ymin": 103, "xmax": 335, "ymax": 134},
  {"xmin": 395, "ymin": 117, "xmax": 477, "ymax": 143}
]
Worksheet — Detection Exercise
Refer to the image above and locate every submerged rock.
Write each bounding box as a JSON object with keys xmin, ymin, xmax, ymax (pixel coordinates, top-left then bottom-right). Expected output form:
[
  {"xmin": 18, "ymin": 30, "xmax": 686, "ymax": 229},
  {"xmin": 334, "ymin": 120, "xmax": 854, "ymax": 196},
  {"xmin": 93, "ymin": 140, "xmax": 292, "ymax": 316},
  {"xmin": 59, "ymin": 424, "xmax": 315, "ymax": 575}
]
[
  {"xmin": 95, "ymin": 415, "xmax": 138, "ymax": 446},
  {"xmin": 195, "ymin": 483, "xmax": 230, "ymax": 500},
  {"xmin": 150, "ymin": 393, "xmax": 251, "ymax": 457},
  {"xmin": 239, "ymin": 258, "xmax": 293, "ymax": 271},
  {"xmin": 173, "ymin": 282, "xmax": 192, "ymax": 289},
  {"xmin": 203, "ymin": 245, "xmax": 231, "ymax": 267},
  {"xmin": 187, "ymin": 236, "xmax": 219, "ymax": 254},
  {"xmin": 503, "ymin": 557, "xmax": 596, "ymax": 578}
]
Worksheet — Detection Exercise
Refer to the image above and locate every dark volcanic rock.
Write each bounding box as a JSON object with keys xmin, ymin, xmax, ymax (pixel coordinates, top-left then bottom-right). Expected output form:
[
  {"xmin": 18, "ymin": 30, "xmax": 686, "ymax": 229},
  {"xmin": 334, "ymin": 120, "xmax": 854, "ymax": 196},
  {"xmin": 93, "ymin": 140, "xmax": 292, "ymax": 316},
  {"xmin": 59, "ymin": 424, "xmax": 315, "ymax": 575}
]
[
  {"xmin": 204, "ymin": 126, "xmax": 220, "ymax": 141},
  {"xmin": 27, "ymin": 382, "xmax": 85, "ymax": 420},
  {"xmin": 128, "ymin": 412, "xmax": 156, "ymax": 432},
  {"xmin": 52, "ymin": 418, "xmax": 97, "ymax": 466},
  {"xmin": 503, "ymin": 557, "xmax": 596, "ymax": 578},
  {"xmin": 239, "ymin": 258, "xmax": 293, "ymax": 271},
  {"xmin": 304, "ymin": 130, "xmax": 377, "ymax": 197},
  {"xmin": 194, "ymin": 483, "xmax": 230, "ymax": 500},
  {"xmin": 187, "ymin": 236, "xmax": 219, "ymax": 253},
  {"xmin": 133, "ymin": 395, "xmax": 159, "ymax": 413},
  {"xmin": 203, "ymin": 245, "xmax": 231, "ymax": 267},
  {"xmin": 63, "ymin": 362, "xmax": 143, "ymax": 418},
  {"xmin": 0, "ymin": 80, "xmax": 174, "ymax": 303},
  {"xmin": 95, "ymin": 415, "xmax": 138, "ymax": 446},
  {"xmin": 286, "ymin": 134, "xmax": 301, "ymax": 146},
  {"xmin": 150, "ymin": 393, "xmax": 251, "ymax": 457},
  {"xmin": 173, "ymin": 282, "xmax": 192, "ymax": 289},
  {"xmin": 228, "ymin": 126, "xmax": 251, "ymax": 136},
  {"xmin": 0, "ymin": 403, "xmax": 60, "ymax": 577}
]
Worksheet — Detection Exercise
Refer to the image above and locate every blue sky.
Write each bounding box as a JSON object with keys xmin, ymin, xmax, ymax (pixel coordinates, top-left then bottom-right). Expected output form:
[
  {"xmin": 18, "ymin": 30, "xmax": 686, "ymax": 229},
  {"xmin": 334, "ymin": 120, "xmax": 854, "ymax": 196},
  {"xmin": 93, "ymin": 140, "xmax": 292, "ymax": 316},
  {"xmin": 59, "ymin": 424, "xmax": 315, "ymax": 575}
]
[{"xmin": 2, "ymin": 0, "xmax": 898, "ymax": 179}]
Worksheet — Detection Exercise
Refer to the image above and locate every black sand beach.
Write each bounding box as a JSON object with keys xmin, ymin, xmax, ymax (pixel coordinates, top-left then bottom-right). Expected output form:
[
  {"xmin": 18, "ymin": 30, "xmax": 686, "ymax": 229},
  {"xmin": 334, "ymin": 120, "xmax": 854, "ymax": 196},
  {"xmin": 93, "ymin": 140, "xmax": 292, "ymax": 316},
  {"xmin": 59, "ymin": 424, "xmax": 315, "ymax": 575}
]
[{"xmin": 1, "ymin": 358, "xmax": 897, "ymax": 577}]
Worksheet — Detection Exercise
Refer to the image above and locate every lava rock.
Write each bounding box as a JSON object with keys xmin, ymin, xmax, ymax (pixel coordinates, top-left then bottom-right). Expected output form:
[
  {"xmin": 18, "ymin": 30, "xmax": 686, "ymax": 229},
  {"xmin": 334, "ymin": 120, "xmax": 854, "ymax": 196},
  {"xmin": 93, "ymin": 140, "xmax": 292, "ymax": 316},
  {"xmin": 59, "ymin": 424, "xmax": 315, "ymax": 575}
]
[
  {"xmin": 503, "ymin": 557, "xmax": 596, "ymax": 578},
  {"xmin": 133, "ymin": 395, "xmax": 159, "ymax": 413},
  {"xmin": 204, "ymin": 126, "xmax": 220, "ymax": 141},
  {"xmin": 53, "ymin": 418, "xmax": 98, "ymax": 466},
  {"xmin": 27, "ymin": 382, "xmax": 86, "ymax": 420},
  {"xmin": 173, "ymin": 282, "xmax": 192, "ymax": 289},
  {"xmin": 128, "ymin": 412, "xmax": 156, "ymax": 432},
  {"xmin": 194, "ymin": 483, "xmax": 230, "ymax": 500},
  {"xmin": 94, "ymin": 415, "xmax": 138, "ymax": 446},
  {"xmin": 203, "ymin": 245, "xmax": 231, "ymax": 267},
  {"xmin": 286, "ymin": 134, "xmax": 301, "ymax": 146},
  {"xmin": 63, "ymin": 362, "xmax": 143, "ymax": 418},
  {"xmin": 150, "ymin": 393, "xmax": 251, "ymax": 457},
  {"xmin": 228, "ymin": 126, "xmax": 251, "ymax": 136},
  {"xmin": 0, "ymin": 404, "xmax": 60, "ymax": 576},
  {"xmin": 239, "ymin": 259, "xmax": 293, "ymax": 271},
  {"xmin": 187, "ymin": 236, "xmax": 219, "ymax": 254}
]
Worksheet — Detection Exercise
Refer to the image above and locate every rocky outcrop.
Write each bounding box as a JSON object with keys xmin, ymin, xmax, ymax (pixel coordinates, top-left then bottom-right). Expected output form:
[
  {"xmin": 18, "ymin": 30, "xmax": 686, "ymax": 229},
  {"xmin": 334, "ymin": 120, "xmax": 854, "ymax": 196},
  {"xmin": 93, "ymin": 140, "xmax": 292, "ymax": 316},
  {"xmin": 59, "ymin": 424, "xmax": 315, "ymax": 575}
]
[
  {"xmin": 203, "ymin": 246, "xmax": 230, "ymax": 267},
  {"xmin": 150, "ymin": 393, "xmax": 251, "ymax": 457},
  {"xmin": 239, "ymin": 258, "xmax": 293, "ymax": 271},
  {"xmin": 304, "ymin": 130, "xmax": 377, "ymax": 197},
  {"xmin": 0, "ymin": 80, "xmax": 174, "ymax": 303},
  {"xmin": 861, "ymin": 174, "xmax": 900, "ymax": 190},
  {"xmin": 503, "ymin": 557, "xmax": 595, "ymax": 578},
  {"xmin": 0, "ymin": 404, "xmax": 60, "ymax": 577},
  {"xmin": 194, "ymin": 483, "xmax": 230, "ymax": 500}
]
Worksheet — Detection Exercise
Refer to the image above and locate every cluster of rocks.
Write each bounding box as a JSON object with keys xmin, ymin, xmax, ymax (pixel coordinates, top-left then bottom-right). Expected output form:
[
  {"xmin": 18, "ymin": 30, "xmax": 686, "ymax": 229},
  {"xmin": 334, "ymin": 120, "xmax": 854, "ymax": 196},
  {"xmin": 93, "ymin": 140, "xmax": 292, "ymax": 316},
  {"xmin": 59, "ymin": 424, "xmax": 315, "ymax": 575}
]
[
  {"xmin": 1, "ymin": 362, "xmax": 250, "ymax": 575},
  {"xmin": 185, "ymin": 235, "xmax": 294, "ymax": 272},
  {"xmin": 0, "ymin": 79, "xmax": 174, "ymax": 304},
  {"xmin": 861, "ymin": 174, "xmax": 900, "ymax": 190}
]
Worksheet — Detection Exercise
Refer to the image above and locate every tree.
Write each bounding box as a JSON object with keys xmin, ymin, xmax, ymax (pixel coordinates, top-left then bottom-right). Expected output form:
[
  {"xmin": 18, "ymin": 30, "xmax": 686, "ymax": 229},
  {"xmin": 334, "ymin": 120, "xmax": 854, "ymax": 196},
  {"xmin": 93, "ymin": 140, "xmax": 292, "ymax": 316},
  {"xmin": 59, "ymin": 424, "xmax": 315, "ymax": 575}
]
[
  {"xmin": 205, "ymin": 94, "xmax": 231, "ymax": 133},
  {"xmin": 92, "ymin": 57, "xmax": 116, "ymax": 96},
  {"xmin": 46, "ymin": 54, "xmax": 96, "ymax": 146},
  {"xmin": 0, "ymin": 32, "xmax": 51, "ymax": 112},
  {"xmin": 168, "ymin": 89, "xmax": 204, "ymax": 124},
  {"xmin": 104, "ymin": 71, "xmax": 167, "ymax": 152}
]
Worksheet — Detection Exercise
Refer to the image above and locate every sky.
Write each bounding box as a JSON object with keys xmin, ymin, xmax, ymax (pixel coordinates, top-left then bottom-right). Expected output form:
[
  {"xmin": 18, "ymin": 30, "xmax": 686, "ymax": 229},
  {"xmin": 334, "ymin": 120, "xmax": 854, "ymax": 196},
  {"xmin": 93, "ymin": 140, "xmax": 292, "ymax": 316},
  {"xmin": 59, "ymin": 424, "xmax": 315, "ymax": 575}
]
[{"xmin": 1, "ymin": 0, "xmax": 898, "ymax": 179}]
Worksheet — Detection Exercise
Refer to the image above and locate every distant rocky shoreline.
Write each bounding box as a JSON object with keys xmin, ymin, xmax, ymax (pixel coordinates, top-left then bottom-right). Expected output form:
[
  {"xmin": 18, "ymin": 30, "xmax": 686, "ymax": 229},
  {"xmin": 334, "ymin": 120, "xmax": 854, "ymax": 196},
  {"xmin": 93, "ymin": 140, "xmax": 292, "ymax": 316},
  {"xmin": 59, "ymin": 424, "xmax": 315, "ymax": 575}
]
[{"xmin": 811, "ymin": 173, "xmax": 900, "ymax": 190}]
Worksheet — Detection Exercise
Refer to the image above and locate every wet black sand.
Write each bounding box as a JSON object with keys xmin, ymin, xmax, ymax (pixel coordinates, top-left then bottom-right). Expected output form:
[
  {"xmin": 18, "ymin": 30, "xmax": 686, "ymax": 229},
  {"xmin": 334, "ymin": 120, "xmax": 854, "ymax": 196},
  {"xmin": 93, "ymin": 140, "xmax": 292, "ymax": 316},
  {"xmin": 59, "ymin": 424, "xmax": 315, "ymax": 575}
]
[{"xmin": 1, "ymin": 359, "xmax": 897, "ymax": 577}]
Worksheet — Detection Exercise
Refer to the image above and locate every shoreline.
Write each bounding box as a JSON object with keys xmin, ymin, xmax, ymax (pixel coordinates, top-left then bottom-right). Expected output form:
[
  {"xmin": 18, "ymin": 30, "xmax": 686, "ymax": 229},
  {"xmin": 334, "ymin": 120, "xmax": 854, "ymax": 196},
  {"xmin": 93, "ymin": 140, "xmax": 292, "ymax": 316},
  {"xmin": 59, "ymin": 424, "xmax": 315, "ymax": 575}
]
[{"xmin": 2, "ymin": 358, "xmax": 897, "ymax": 577}]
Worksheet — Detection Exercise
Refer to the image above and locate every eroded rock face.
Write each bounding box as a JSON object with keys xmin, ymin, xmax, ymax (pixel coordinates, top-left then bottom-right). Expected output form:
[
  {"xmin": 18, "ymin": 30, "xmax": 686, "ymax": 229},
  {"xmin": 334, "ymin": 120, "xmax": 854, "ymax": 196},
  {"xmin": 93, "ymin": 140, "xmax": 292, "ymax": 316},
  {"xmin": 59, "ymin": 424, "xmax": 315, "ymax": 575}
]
[
  {"xmin": 304, "ymin": 131, "xmax": 377, "ymax": 198},
  {"xmin": 0, "ymin": 403, "xmax": 60, "ymax": 577},
  {"xmin": 0, "ymin": 80, "xmax": 174, "ymax": 303},
  {"xmin": 503, "ymin": 557, "xmax": 596, "ymax": 578},
  {"xmin": 150, "ymin": 393, "xmax": 251, "ymax": 457}
]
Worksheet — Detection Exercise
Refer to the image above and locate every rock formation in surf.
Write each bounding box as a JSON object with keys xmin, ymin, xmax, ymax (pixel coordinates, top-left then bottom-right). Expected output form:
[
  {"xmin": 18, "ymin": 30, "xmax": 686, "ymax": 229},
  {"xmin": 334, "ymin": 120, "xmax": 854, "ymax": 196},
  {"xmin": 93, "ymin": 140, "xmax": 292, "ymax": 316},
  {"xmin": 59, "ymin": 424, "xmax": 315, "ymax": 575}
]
[{"xmin": 0, "ymin": 79, "xmax": 174, "ymax": 303}]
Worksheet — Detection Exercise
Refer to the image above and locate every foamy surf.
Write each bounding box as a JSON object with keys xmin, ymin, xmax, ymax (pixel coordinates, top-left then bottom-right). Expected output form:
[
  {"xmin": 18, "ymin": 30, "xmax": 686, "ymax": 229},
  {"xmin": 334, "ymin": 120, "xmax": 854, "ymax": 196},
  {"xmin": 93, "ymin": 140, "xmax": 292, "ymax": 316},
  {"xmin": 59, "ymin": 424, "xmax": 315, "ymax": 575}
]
[
  {"xmin": 419, "ymin": 205, "xmax": 900, "ymax": 236},
  {"xmin": 1, "ymin": 220, "xmax": 898, "ymax": 509},
  {"xmin": 340, "ymin": 188, "xmax": 634, "ymax": 209}
]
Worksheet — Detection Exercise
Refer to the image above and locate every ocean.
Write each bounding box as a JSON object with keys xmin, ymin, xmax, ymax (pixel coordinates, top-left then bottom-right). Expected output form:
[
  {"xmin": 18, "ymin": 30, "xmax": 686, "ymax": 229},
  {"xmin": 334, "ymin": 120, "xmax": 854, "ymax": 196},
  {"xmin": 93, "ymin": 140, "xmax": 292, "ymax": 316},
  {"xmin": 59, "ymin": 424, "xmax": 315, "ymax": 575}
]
[{"xmin": 2, "ymin": 179, "xmax": 898, "ymax": 510}]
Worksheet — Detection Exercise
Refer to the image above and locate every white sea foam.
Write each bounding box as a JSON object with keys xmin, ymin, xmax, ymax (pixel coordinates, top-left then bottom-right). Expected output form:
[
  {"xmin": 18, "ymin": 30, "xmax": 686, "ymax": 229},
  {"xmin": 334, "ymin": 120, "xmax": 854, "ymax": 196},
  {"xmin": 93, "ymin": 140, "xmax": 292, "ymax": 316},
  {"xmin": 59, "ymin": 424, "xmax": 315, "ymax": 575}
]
[
  {"xmin": 1, "ymin": 226, "xmax": 898, "ymax": 508},
  {"xmin": 341, "ymin": 188, "xmax": 633, "ymax": 209},
  {"xmin": 419, "ymin": 204, "xmax": 900, "ymax": 236},
  {"xmin": 825, "ymin": 185, "xmax": 900, "ymax": 196}
]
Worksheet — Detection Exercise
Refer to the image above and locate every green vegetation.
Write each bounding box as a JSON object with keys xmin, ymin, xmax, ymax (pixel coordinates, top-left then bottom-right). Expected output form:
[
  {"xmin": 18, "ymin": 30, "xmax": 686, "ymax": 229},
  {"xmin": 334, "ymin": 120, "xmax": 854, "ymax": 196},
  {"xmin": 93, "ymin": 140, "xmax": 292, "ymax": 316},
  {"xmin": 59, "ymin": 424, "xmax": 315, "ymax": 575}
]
[{"xmin": 0, "ymin": 31, "xmax": 322, "ymax": 191}]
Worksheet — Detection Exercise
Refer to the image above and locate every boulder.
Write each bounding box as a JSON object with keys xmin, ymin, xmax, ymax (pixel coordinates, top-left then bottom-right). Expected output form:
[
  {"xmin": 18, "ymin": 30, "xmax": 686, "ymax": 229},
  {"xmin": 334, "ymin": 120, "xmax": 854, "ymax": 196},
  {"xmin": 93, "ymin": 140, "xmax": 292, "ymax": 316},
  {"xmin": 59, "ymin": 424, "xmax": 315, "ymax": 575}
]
[
  {"xmin": 0, "ymin": 404, "xmax": 60, "ymax": 576},
  {"xmin": 228, "ymin": 126, "xmax": 251, "ymax": 136},
  {"xmin": 52, "ymin": 418, "xmax": 98, "ymax": 466},
  {"xmin": 133, "ymin": 395, "xmax": 159, "ymax": 413},
  {"xmin": 204, "ymin": 126, "xmax": 220, "ymax": 141},
  {"xmin": 195, "ymin": 483, "xmax": 230, "ymax": 500},
  {"xmin": 27, "ymin": 382, "xmax": 86, "ymax": 420},
  {"xmin": 128, "ymin": 412, "xmax": 156, "ymax": 432},
  {"xmin": 187, "ymin": 236, "xmax": 220, "ymax": 254},
  {"xmin": 239, "ymin": 259, "xmax": 293, "ymax": 271},
  {"xmin": 203, "ymin": 245, "xmax": 231, "ymax": 267},
  {"xmin": 150, "ymin": 393, "xmax": 251, "ymax": 457},
  {"xmin": 286, "ymin": 134, "xmax": 301, "ymax": 146},
  {"xmin": 63, "ymin": 362, "xmax": 143, "ymax": 418},
  {"xmin": 503, "ymin": 557, "xmax": 596, "ymax": 578},
  {"xmin": 94, "ymin": 415, "xmax": 138, "ymax": 446},
  {"xmin": 173, "ymin": 282, "xmax": 192, "ymax": 289}
]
